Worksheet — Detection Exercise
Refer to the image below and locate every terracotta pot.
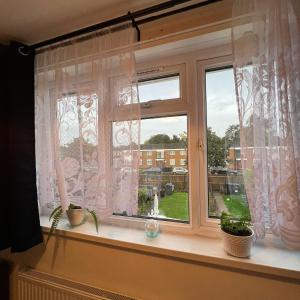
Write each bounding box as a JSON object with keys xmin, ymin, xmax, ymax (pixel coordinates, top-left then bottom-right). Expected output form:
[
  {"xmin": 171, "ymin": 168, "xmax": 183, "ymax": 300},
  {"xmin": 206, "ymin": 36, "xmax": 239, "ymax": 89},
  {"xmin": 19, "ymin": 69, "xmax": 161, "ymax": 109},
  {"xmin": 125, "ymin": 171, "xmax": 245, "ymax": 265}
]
[
  {"xmin": 221, "ymin": 228, "xmax": 254, "ymax": 258},
  {"xmin": 66, "ymin": 208, "xmax": 85, "ymax": 226}
]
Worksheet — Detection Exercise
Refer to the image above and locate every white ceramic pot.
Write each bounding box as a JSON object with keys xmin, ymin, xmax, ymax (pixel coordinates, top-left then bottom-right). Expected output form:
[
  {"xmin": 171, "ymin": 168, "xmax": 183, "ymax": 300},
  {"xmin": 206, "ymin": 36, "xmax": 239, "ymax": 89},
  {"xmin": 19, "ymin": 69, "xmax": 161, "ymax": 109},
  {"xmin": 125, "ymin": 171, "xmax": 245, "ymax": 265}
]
[
  {"xmin": 221, "ymin": 228, "xmax": 254, "ymax": 258},
  {"xmin": 66, "ymin": 208, "xmax": 85, "ymax": 226}
]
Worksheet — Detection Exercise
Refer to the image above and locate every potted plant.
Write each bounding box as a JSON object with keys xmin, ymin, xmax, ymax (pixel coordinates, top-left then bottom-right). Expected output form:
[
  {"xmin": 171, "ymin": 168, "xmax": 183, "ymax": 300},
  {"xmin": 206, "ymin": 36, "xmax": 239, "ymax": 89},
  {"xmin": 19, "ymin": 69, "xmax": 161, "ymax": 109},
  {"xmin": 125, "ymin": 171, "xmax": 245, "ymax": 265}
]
[
  {"xmin": 47, "ymin": 203, "xmax": 99, "ymax": 243},
  {"xmin": 220, "ymin": 211, "xmax": 254, "ymax": 258}
]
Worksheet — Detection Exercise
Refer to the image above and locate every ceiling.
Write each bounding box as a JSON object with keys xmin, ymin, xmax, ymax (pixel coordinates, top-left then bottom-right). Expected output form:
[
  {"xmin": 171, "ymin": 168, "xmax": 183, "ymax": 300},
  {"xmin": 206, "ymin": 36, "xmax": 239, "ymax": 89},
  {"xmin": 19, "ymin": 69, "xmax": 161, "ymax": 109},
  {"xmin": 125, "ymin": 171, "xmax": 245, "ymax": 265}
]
[{"xmin": 0, "ymin": 0, "xmax": 164, "ymax": 45}]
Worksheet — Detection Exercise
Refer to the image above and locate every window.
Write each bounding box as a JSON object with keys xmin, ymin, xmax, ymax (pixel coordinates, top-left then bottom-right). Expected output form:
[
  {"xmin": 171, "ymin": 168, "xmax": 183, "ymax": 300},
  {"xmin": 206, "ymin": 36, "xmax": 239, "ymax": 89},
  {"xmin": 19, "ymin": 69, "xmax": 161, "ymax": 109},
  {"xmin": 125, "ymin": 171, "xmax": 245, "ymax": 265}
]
[
  {"xmin": 205, "ymin": 66, "xmax": 249, "ymax": 219},
  {"xmin": 180, "ymin": 159, "xmax": 186, "ymax": 166},
  {"xmin": 169, "ymin": 159, "xmax": 176, "ymax": 166},
  {"xmin": 36, "ymin": 31, "xmax": 257, "ymax": 237},
  {"xmin": 156, "ymin": 150, "xmax": 164, "ymax": 159},
  {"xmin": 138, "ymin": 74, "xmax": 180, "ymax": 102},
  {"xmin": 139, "ymin": 116, "xmax": 189, "ymax": 222}
]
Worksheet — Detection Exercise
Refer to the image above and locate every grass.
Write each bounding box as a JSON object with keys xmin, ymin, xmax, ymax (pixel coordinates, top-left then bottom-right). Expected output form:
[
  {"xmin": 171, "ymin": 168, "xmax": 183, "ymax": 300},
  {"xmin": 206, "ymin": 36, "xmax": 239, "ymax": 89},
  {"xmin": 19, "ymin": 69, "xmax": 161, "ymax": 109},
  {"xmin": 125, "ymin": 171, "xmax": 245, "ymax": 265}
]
[
  {"xmin": 223, "ymin": 194, "xmax": 250, "ymax": 218},
  {"xmin": 159, "ymin": 192, "xmax": 189, "ymax": 221}
]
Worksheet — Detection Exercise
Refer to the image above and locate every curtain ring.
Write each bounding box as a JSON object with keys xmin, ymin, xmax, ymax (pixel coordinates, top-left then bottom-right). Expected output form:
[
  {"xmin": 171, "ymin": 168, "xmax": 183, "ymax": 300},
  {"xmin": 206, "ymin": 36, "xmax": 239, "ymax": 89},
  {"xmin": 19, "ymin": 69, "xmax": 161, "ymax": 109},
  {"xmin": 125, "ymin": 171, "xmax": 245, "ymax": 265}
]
[{"xmin": 18, "ymin": 46, "xmax": 30, "ymax": 56}]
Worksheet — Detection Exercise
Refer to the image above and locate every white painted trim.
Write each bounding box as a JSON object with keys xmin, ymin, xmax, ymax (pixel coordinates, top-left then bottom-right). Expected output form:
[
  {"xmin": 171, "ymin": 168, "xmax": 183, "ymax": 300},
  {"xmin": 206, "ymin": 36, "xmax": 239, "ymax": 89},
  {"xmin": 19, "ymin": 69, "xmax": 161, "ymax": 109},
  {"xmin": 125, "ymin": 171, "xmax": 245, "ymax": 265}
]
[
  {"xmin": 40, "ymin": 216, "xmax": 300, "ymax": 281},
  {"xmin": 197, "ymin": 55, "xmax": 234, "ymax": 230}
]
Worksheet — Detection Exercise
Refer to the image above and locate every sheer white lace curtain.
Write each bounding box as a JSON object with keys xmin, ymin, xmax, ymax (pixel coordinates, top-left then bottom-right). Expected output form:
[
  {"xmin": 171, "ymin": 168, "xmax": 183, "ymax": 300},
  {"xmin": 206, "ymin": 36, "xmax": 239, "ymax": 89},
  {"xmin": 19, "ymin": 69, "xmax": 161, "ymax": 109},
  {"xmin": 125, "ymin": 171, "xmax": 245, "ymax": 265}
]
[
  {"xmin": 232, "ymin": 0, "xmax": 300, "ymax": 249},
  {"xmin": 35, "ymin": 24, "xmax": 140, "ymax": 219}
]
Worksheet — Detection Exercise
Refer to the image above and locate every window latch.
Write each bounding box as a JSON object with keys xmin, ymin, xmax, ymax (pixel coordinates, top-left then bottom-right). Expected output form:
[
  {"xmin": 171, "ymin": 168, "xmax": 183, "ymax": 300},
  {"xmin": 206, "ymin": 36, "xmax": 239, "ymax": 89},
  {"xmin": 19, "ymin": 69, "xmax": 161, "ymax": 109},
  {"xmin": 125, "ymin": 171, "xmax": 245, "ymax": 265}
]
[{"xmin": 142, "ymin": 102, "xmax": 152, "ymax": 108}]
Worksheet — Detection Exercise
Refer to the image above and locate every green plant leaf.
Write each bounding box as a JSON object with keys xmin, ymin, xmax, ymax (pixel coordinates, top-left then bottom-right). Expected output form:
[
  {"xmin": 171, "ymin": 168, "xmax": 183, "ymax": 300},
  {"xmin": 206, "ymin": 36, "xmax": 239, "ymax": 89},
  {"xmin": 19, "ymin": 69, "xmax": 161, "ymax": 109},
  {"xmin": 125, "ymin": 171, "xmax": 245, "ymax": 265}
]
[
  {"xmin": 47, "ymin": 207, "xmax": 63, "ymax": 244},
  {"xmin": 87, "ymin": 209, "xmax": 99, "ymax": 233},
  {"xmin": 220, "ymin": 210, "xmax": 252, "ymax": 236},
  {"xmin": 48, "ymin": 205, "xmax": 62, "ymax": 221}
]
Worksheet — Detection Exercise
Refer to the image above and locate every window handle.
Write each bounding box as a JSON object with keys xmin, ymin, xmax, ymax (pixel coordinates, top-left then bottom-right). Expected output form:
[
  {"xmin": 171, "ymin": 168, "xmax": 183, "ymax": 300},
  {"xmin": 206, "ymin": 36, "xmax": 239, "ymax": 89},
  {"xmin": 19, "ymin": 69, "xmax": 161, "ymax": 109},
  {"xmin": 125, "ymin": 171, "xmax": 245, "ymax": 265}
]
[{"xmin": 142, "ymin": 102, "xmax": 152, "ymax": 108}]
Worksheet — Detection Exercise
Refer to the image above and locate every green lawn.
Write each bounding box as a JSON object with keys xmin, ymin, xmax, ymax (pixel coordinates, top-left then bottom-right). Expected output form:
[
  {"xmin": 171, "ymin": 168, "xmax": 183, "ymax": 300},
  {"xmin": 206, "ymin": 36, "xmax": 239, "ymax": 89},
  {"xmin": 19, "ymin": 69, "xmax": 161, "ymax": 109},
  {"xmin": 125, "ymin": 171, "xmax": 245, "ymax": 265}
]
[
  {"xmin": 223, "ymin": 195, "xmax": 250, "ymax": 217},
  {"xmin": 159, "ymin": 192, "xmax": 189, "ymax": 221}
]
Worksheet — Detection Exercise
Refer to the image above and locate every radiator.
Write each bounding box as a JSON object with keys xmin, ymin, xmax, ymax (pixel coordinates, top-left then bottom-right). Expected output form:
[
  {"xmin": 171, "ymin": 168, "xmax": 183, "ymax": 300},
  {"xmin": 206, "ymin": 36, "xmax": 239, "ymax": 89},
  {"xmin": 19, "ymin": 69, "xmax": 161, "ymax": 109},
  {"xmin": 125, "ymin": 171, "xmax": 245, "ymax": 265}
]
[{"xmin": 17, "ymin": 269, "xmax": 136, "ymax": 300}]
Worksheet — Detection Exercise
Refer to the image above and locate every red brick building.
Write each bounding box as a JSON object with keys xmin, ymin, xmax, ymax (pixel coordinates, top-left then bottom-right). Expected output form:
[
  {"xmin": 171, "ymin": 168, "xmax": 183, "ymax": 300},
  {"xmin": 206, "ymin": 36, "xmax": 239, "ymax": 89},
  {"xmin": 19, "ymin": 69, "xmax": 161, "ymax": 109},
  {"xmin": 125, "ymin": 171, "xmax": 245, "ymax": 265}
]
[{"xmin": 139, "ymin": 144, "xmax": 187, "ymax": 169}]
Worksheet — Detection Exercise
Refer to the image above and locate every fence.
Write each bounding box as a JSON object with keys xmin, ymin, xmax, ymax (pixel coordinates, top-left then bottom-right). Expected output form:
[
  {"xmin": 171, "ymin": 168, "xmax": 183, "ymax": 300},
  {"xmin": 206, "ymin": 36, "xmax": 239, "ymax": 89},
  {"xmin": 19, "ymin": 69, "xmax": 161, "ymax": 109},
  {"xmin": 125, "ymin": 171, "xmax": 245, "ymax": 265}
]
[
  {"xmin": 139, "ymin": 173, "xmax": 188, "ymax": 192},
  {"xmin": 208, "ymin": 175, "xmax": 245, "ymax": 194}
]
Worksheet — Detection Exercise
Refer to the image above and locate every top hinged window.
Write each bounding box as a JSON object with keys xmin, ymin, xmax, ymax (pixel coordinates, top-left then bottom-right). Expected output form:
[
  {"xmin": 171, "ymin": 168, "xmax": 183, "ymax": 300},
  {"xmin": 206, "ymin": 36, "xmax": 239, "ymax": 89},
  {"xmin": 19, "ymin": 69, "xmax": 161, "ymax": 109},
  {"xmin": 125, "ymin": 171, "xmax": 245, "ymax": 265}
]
[
  {"xmin": 136, "ymin": 64, "xmax": 185, "ymax": 105},
  {"xmin": 138, "ymin": 74, "xmax": 180, "ymax": 103}
]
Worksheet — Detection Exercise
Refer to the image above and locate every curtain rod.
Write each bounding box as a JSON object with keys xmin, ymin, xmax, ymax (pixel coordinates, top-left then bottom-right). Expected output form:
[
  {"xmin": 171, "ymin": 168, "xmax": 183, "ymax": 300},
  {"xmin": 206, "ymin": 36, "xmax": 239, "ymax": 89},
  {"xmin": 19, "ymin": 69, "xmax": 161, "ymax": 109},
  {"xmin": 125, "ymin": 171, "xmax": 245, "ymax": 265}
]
[{"xmin": 30, "ymin": 0, "xmax": 221, "ymax": 50}]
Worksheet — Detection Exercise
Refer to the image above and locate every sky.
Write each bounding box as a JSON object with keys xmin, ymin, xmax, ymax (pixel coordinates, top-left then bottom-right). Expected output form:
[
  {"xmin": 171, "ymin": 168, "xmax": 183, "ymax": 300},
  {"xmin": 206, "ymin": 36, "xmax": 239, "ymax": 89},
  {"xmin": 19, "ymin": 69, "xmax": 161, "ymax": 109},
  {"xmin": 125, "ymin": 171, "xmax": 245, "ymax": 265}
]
[
  {"xmin": 59, "ymin": 67, "xmax": 239, "ymax": 145},
  {"xmin": 140, "ymin": 67, "xmax": 239, "ymax": 143},
  {"xmin": 206, "ymin": 68, "xmax": 239, "ymax": 137},
  {"xmin": 140, "ymin": 116, "xmax": 186, "ymax": 144}
]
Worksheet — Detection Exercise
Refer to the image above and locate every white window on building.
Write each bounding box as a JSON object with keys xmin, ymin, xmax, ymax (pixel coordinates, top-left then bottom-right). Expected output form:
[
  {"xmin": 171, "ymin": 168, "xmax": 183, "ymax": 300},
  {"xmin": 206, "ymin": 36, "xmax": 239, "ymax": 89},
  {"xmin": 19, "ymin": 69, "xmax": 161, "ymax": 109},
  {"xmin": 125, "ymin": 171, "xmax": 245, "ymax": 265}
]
[
  {"xmin": 139, "ymin": 152, "xmax": 143, "ymax": 158},
  {"xmin": 157, "ymin": 150, "xmax": 164, "ymax": 159},
  {"xmin": 180, "ymin": 150, "xmax": 186, "ymax": 156},
  {"xmin": 147, "ymin": 151, "xmax": 152, "ymax": 156},
  {"xmin": 169, "ymin": 159, "xmax": 176, "ymax": 166},
  {"xmin": 180, "ymin": 159, "xmax": 186, "ymax": 166},
  {"xmin": 147, "ymin": 159, "xmax": 152, "ymax": 166},
  {"xmin": 139, "ymin": 159, "xmax": 142, "ymax": 166},
  {"xmin": 169, "ymin": 150, "xmax": 175, "ymax": 155}
]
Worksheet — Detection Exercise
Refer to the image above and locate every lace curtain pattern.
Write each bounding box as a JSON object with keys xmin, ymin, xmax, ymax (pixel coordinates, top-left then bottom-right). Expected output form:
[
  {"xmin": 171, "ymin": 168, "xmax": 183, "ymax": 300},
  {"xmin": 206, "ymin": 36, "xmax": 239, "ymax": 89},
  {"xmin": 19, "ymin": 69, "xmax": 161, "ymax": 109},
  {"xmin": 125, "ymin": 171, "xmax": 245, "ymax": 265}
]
[
  {"xmin": 232, "ymin": 0, "xmax": 300, "ymax": 248},
  {"xmin": 35, "ymin": 25, "xmax": 140, "ymax": 219}
]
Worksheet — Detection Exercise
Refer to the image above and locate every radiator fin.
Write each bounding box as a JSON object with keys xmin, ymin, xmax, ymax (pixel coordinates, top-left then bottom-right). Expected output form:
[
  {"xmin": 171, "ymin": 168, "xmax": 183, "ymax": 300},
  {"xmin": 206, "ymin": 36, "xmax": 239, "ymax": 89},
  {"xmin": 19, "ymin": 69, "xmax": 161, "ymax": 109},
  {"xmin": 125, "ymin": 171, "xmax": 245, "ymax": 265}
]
[{"xmin": 17, "ymin": 270, "xmax": 136, "ymax": 300}]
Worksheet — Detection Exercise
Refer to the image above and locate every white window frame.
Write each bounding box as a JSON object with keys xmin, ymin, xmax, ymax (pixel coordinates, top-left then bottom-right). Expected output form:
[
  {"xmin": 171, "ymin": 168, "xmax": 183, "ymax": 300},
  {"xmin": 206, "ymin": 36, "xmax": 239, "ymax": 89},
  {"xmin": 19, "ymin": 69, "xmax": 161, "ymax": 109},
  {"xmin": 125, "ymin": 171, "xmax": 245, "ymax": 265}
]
[
  {"xmin": 147, "ymin": 151, "xmax": 152, "ymax": 156},
  {"xmin": 156, "ymin": 150, "xmax": 164, "ymax": 159},
  {"xmin": 108, "ymin": 42, "xmax": 232, "ymax": 235},
  {"xmin": 180, "ymin": 150, "xmax": 186, "ymax": 156},
  {"xmin": 169, "ymin": 150, "xmax": 175, "ymax": 155},
  {"xmin": 169, "ymin": 158, "xmax": 176, "ymax": 166},
  {"xmin": 197, "ymin": 55, "xmax": 234, "ymax": 232},
  {"xmin": 180, "ymin": 159, "xmax": 186, "ymax": 166},
  {"xmin": 146, "ymin": 159, "xmax": 152, "ymax": 166}
]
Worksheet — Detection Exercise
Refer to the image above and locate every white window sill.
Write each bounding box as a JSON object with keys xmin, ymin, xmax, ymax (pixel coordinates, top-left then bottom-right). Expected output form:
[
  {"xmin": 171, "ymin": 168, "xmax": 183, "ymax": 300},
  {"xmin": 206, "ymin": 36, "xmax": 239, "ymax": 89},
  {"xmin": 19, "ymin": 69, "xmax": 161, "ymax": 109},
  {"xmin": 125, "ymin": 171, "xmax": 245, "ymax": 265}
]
[{"xmin": 40, "ymin": 216, "xmax": 300, "ymax": 282}]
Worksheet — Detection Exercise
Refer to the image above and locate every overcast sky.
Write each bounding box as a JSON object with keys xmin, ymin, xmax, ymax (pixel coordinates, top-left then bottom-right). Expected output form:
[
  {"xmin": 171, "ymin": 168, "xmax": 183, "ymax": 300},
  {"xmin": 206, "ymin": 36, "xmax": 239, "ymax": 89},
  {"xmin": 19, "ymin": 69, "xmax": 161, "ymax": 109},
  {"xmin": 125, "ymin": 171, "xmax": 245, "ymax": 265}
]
[
  {"xmin": 206, "ymin": 68, "xmax": 239, "ymax": 137},
  {"xmin": 140, "ymin": 116, "xmax": 186, "ymax": 144},
  {"xmin": 59, "ymin": 67, "xmax": 239, "ymax": 145},
  {"xmin": 140, "ymin": 67, "xmax": 239, "ymax": 143}
]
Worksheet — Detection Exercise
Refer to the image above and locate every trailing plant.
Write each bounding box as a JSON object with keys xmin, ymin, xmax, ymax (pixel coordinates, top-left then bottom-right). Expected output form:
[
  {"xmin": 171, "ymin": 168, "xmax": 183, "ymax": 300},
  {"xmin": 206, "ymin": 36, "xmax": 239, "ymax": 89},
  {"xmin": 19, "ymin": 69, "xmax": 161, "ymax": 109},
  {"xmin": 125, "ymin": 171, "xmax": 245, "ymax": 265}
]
[
  {"xmin": 220, "ymin": 211, "xmax": 252, "ymax": 236},
  {"xmin": 47, "ymin": 203, "xmax": 99, "ymax": 243}
]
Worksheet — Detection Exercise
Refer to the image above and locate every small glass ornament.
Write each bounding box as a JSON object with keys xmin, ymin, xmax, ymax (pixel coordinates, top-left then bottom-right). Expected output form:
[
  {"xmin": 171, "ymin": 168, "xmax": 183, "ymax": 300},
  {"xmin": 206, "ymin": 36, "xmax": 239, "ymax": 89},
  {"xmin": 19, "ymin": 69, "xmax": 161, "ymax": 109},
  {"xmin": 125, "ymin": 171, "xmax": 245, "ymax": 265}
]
[
  {"xmin": 145, "ymin": 190, "xmax": 160, "ymax": 238},
  {"xmin": 145, "ymin": 217, "xmax": 159, "ymax": 238}
]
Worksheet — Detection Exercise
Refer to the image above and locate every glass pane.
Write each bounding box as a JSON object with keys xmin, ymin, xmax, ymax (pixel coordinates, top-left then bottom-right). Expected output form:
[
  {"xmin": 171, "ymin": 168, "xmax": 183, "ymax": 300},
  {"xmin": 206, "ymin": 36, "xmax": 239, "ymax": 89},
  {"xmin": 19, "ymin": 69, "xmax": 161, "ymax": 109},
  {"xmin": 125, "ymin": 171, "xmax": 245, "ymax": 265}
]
[
  {"xmin": 205, "ymin": 67, "xmax": 249, "ymax": 219},
  {"xmin": 112, "ymin": 115, "xmax": 189, "ymax": 222},
  {"xmin": 138, "ymin": 75, "xmax": 180, "ymax": 102},
  {"xmin": 139, "ymin": 115, "xmax": 189, "ymax": 222}
]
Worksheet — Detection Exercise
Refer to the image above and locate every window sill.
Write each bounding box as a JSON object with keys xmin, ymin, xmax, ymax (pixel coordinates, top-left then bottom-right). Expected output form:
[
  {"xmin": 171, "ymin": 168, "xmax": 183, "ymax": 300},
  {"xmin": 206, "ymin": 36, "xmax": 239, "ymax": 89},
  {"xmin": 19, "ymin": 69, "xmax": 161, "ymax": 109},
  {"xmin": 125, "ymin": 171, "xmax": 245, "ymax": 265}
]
[{"xmin": 40, "ymin": 216, "xmax": 300, "ymax": 282}]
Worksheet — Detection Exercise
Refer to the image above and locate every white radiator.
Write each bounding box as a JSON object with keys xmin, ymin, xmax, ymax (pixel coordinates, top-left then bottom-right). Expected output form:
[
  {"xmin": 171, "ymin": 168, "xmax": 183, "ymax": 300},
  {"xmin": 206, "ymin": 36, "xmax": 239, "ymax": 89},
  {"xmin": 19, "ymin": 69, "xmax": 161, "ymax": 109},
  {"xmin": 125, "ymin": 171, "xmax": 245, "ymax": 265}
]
[{"xmin": 17, "ymin": 269, "xmax": 136, "ymax": 300}]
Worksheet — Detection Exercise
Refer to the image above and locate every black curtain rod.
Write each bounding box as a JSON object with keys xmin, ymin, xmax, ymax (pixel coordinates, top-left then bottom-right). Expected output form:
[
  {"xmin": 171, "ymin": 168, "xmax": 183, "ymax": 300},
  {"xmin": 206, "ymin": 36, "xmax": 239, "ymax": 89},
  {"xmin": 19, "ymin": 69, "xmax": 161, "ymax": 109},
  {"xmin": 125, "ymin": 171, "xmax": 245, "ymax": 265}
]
[
  {"xmin": 137, "ymin": 0, "xmax": 221, "ymax": 25},
  {"xmin": 31, "ymin": 0, "xmax": 221, "ymax": 50}
]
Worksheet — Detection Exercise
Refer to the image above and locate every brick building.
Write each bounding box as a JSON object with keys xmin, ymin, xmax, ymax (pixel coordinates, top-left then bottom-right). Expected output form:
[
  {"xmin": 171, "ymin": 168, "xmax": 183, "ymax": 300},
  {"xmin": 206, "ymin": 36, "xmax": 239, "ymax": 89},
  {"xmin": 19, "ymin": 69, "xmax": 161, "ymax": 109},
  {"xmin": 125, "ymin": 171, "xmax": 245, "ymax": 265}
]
[
  {"xmin": 227, "ymin": 147, "xmax": 255, "ymax": 170},
  {"xmin": 139, "ymin": 144, "xmax": 187, "ymax": 169}
]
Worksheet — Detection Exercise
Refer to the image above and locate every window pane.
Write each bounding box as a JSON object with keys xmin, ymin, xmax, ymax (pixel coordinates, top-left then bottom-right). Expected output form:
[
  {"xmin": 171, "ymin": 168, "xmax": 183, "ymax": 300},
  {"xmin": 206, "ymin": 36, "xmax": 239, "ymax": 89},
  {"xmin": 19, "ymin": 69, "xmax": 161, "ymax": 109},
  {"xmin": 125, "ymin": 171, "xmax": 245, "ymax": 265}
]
[
  {"xmin": 138, "ymin": 75, "xmax": 180, "ymax": 102},
  {"xmin": 205, "ymin": 67, "xmax": 249, "ymax": 219},
  {"xmin": 139, "ymin": 115, "xmax": 189, "ymax": 222}
]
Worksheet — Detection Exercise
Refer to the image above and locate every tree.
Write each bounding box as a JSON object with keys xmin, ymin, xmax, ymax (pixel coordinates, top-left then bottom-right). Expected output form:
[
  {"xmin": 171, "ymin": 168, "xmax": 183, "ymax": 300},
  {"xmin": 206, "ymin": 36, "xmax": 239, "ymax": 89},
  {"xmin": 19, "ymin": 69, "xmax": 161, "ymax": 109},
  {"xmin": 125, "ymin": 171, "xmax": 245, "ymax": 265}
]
[
  {"xmin": 224, "ymin": 124, "xmax": 240, "ymax": 149},
  {"xmin": 207, "ymin": 127, "xmax": 225, "ymax": 168},
  {"xmin": 171, "ymin": 134, "xmax": 180, "ymax": 143},
  {"xmin": 179, "ymin": 131, "xmax": 187, "ymax": 146},
  {"xmin": 60, "ymin": 138, "xmax": 96, "ymax": 160},
  {"xmin": 144, "ymin": 133, "xmax": 187, "ymax": 145},
  {"xmin": 144, "ymin": 134, "xmax": 171, "ymax": 145}
]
